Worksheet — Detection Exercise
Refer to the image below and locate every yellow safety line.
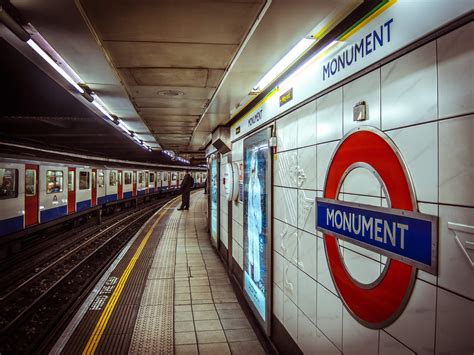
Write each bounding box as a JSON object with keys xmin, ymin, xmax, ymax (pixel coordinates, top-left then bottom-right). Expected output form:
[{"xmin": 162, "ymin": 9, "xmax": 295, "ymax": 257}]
[{"xmin": 82, "ymin": 202, "xmax": 173, "ymax": 354}]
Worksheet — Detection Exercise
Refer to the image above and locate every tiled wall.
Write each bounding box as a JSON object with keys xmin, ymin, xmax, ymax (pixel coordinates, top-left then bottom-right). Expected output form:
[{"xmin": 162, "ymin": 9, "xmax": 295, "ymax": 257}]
[
  {"xmin": 219, "ymin": 154, "xmax": 229, "ymax": 249},
  {"xmin": 270, "ymin": 22, "xmax": 474, "ymax": 355}
]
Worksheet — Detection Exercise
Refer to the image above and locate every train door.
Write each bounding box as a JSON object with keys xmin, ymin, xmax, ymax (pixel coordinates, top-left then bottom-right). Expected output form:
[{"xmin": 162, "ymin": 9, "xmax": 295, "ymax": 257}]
[
  {"xmin": 145, "ymin": 171, "xmax": 149, "ymax": 193},
  {"xmin": 24, "ymin": 164, "xmax": 39, "ymax": 226},
  {"xmin": 67, "ymin": 167, "xmax": 76, "ymax": 214},
  {"xmin": 132, "ymin": 171, "xmax": 137, "ymax": 196},
  {"xmin": 118, "ymin": 170, "xmax": 123, "ymax": 199},
  {"xmin": 91, "ymin": 168, "xmax": 97, "ymax": 207},
  {"xmin": 168, "ymin": 172, "xmax": 171, "ymax": 189}
]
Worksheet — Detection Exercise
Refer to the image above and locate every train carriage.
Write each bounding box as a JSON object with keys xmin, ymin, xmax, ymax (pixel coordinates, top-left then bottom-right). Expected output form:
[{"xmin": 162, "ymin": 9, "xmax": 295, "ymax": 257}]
[{"xmin": 0, "ymin": 162, "xmax": 25, "ymax": 236}]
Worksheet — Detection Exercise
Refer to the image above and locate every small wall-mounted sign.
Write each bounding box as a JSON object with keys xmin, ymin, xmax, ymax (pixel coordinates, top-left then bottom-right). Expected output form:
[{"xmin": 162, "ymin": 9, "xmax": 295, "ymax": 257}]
[
  {"xmin": 279, "ymin": 88, "xmax": 293, "ymax": 107},
  {"xmin": 236, "ymin": 126, "xmax": 241, "ymax": 134},
  {"xmin": 353, "ymin": 101, "xmax": 367, "ymax": 121}
]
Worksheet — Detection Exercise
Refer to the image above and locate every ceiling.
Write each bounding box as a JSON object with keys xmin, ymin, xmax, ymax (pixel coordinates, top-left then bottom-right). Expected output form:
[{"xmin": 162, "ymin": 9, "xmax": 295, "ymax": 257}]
[{"xmin": 3, "ymin": 0, "xmax": 362, "ymax": 161}]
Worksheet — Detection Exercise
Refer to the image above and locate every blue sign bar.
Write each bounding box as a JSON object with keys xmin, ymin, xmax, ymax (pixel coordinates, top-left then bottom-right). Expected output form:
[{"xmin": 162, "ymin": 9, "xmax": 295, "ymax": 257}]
[{"xmin": 316, "ymin": 198, "xmax": 438, "ymax": 274}]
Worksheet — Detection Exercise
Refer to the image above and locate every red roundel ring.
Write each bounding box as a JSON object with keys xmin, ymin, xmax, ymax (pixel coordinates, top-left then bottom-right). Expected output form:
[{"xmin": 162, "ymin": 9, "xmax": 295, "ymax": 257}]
[{"xmin": 323, "ymin": 127, "xmax": 416, "ymax": 328}]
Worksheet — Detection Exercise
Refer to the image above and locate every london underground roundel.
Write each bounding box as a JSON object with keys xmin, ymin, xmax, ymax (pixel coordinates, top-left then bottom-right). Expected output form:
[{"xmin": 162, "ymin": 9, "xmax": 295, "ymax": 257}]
[{"xmin": 316, "ymin": 127, "xmax": 437, "ymax": 328}]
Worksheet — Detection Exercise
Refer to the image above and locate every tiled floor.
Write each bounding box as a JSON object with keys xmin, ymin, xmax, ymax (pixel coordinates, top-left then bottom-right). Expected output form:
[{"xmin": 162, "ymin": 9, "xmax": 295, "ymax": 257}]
[{"xmin": 172, "ymin": 193, "xmax": 266, "ymax": 355}]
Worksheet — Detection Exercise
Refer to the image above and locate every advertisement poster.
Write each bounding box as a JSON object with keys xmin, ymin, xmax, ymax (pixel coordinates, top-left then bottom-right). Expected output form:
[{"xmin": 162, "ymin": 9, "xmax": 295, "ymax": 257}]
[
  {"xmin": 210, "ymin": 158, "xmax": 218, "ymax": 245},
  {"xmin": 243, "ymin": 127, "xmax": 271, "ymax": 328}
]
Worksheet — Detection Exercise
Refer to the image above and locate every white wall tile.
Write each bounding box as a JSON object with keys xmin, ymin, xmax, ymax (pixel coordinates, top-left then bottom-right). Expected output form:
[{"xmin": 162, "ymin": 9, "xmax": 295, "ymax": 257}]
[
  {"xmin": 297, "ymin": 145, "xmax": 317, "ymax": 190},
  {"xmin": 274, "ymin": 186, "xmax": 298, "ymax": 228},
  {"xmin": 273, "ymin": 250, "xmax": 284, "ymax": 290},
  {"xmin": 237, "ymin": 245, "xmax": 243, "ymax": 268},
  {"xmin": 381, "ymin": 42, "xmax": 437, "ymax": 130},
  {"xmin": 298, "ymin": 229, "xmax": 317, "ymax": 280},
  {"xmin": 284, "ymin": 260, "xmax": 298, "ymax": 304},
  {"xmin": 379, "ymin": 331, "xmax": 415, "ymax": 355},
  {"xmin": 341, "ymin": 167, "xmax": 383, "ymax": 198},
  {"xmin": 283, "ymin": 294, "xmax": 298, "ymax": 341},
  {"xmin": 317, "ymin": 88, "xmax": 343, "ymax": 143},
  {"xmin": 438, "ymin": 205, "xmax": 474, "ymax": 299},
  {"xmin": 298, "ymin": 269, "xmax": 317, "ymax": 324},
  {"xmin": 386, "ymin": 122, "xmax": 438, "ymax": 203},
  {"xmin": 417, "ymin": 203, "xmax": 438, "ymax": 285},
  {"xmin": 342, "ymin": 308, "xmax": 379, "ymax": 355},
  {"xmin": 232, "ymin": 141, "xmax": 243, "ymax": 162},
  {"xmin": 317, "ymin": 141, "xmax": 338, "ymax": 191},
  {"xmin": 273, "ymin": 283, "xmax": 284, "ymax": 323},
  {"xmin": 439, "ymin": 115, "xmax": 474, "ymax": 207},
  {"xmin": 343, "ymin": 69, "xmax": 381, "ymax": 134},
  {"xmin": 317, "ymin": 236, "xmax": 337, "ymax": 294},
  {"xmin": 274, "ymin": 150, "xmax": 298, "ymax": 188},
  {"xmin": 316, "ymin": 283, "xmax": 343, "ymax": 350},
  {"xmin": 297, "ymin": 310, "xmax": 318, "ymax": 354},
  {"xmin": 438, "ymin": 22, "xmax": 474, "ymax": 119},
  {"xmin": 277, "ymin": 112, "xmax": 298, "ymax": 152},
  {"xmin": 435, "ymin": 288, "xmax": 474, "ymax": 355},
  {"xmin": 385, "ymin": 280, "xmax": 436, "ymax": 355},
  {"xmin": 298, "ymin": 190, "xmax": 317, "ymax": 235},
  {"xmin": 342, "ymin": 248, "xmax": 382, "ymax": 286},
  {"xmin": 297, "ymin": 101, "xmax": 317, "ymax": 148}
]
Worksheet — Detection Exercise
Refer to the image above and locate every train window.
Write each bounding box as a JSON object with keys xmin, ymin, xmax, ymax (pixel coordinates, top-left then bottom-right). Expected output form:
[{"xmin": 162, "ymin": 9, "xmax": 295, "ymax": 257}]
[
  {"xmin": 138, "ymin": 172, "xmax": 144, "ymax": 184},
  {"xmin": 172, "ymin": 173, "xmax": 177, "ymax": 181},
  {"xmin": 109, "ymin": 171, "xmax": 117, "ymax": 186},
  {"xmin": 98, "ymin": 171, "xmax": 105, "ymax": 188},
  {"xmin": 157, "ymin": 172, "xmax": 161, "ymax": 180},
  {"xmin": 68, "ymin": 171, "xmax": 75, "ymax": 191},
  {"xmin": 124, "ymin": 172, "xmax": 132, "ymax": 185},
  {"xmin": 46, "ymin": 170, "xmax": 64, "ymax": 194},
  {"xmin": 25, "ymin": 169, "xmax": 36, "ymax": 196},
  {"xmin": 150, "ymin": 173, "xmax": 155, "ymax": 183},
  {"xmin": 79, "ymin": 171, "xmax": 90, "ymax": 190},
  {"xmin": 0, "ymin": 168, "xmax": 19, "ymax": 199},
  {"xmin": 164, "ymin": 173, "xmax": 167, "ymax": 182},
  {"xmin": 92, "ymin": 171, "xmax": 97, "ymax": 188}
]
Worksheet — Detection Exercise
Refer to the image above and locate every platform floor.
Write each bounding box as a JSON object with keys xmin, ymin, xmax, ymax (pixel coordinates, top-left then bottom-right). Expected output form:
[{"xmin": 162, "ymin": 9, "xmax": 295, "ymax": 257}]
[{"xmin": 52, "ymin": 192, "xmax": 266, "ymax": 355}]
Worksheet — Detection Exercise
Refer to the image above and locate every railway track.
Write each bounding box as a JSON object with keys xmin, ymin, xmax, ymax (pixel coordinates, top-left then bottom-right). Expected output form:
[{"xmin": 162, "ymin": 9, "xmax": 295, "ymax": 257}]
[{"xmin": 0, "ymin": 195, "xmax": 176, "ymax": 353}]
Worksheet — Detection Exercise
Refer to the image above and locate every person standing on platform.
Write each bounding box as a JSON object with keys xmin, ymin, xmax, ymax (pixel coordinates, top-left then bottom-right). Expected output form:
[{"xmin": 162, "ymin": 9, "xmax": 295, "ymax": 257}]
[{"xmin": 178, "ymin": 170, "xmax": 194, "ymax": 210}]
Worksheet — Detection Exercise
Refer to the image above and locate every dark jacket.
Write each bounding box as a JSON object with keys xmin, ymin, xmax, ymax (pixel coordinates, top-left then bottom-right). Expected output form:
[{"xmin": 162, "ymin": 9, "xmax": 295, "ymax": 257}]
[{"xmin": 180, "ymin": 173, "xmax": 194, "ymax": 192}]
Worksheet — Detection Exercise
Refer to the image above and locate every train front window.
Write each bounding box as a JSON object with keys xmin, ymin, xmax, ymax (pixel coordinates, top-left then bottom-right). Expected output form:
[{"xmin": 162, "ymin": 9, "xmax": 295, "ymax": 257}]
[
  {"xmin": 68, "ymin": 171, "xmax": 75, "ymax": 191},
  {"xmin": 25, "ymin": 169, "xmax": 36, "ymax": 196},
  {"xmin": 79, "ymin": 171, "xmax": 90, "ymax": 190},
  {"xmin": 98, "ymin": 171, "xmax": 105, "ymax": 188},
  {"xmin": 109, "ymin": 172, "xmax": 117, "ymax": 186},
  {"xmin": 46, "ymin": 170, "xmax": 63, "ymax": 194},
  {"xmin": 124, "ymin": 172, "xmax": 132, "ymax": 185},
  {"xmin": 0, "ymin": 168, "xmax": 18, "ymax": 199}
]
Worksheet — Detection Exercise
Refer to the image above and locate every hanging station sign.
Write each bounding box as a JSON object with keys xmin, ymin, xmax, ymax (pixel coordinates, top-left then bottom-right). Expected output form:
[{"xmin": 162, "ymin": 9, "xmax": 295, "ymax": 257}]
[{"xmin": 316, "ymin": 127, "xmax": 438, "ymax": 328}]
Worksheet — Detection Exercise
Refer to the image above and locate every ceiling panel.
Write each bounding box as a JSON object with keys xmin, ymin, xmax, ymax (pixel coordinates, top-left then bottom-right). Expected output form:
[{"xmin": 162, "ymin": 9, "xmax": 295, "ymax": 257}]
[
  {"xmin": 130, "ymin": 68, "xmax": 208, "ymax": 87},
  {"xmin": 80, "ymin": 0, "xmax": 261, "ymax": 44},
  {"xmin": 105, "ymin": 42, "xmax": 237, "ymax": 69},
  {"xmin": 130, "ymin": 86, "xmax": 213, "ymax": 100},
  {"xmin": 139, "ymin": 107, "xmax": 204, "ymax": 117},
  {"xmin": 134, "ymin": 98, "xmax": 208, "ymax": 109},
  {"xmin": 206, "ymin": 69, "xmax": 226, "ymax": 88}
]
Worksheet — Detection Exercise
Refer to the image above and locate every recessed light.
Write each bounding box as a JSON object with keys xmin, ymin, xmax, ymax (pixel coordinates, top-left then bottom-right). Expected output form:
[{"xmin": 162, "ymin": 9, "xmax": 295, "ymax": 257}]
[{"xmin": 158, "ymin": 90, "xmax": 184, "ymax": 97}]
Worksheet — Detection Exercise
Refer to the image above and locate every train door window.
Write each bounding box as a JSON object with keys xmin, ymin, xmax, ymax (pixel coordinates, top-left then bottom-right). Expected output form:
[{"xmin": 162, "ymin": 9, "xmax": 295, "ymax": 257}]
[
  {"xmin": 0, "ymin": 168, "xmax": 19, "ymax": 199},
  {"xmin": 138, "ymin": 172, "xmax": 144, "ymax": 184},
  {"xmin": 163, "ymin": 173, "xmax": 167, "ymax": 182},
  {"xmin": 92, "ymin": 171, "xmax": 97, "ymax": 188},
  {"xmin": 79, "ymin": 171, "xmax": 90, "ymax": 190},
  {"xmin": 68, "ymin": 170, "xmax": 75, "ymax": 191},
  {"xmin": 46, "ymin": 170, "xmax": 64, "ymax": 194},
  {"xmin": 109, "ymin": 171, "xmax": 117, "ymax": 186},
  {"xmin": 157, "ymin": 172, "xmax": 161, "ymax": 181},
  {"xmin": 98, "ymin": 171, "xmax": 105, "ymax": 188},
  {"xmin": 25, "ymin": 169, "xmax": 36, "ymax": 196},
  {"xmin": 150, "ymin": 173, "xmax": 155, "ymax": 183},
  {"xmin": 124, "ymin": 172, "xmax": 132, "ymax": 185},
  {"xmin": 172, "ymin": 173, "xmax": 177, "ymax": 181}
]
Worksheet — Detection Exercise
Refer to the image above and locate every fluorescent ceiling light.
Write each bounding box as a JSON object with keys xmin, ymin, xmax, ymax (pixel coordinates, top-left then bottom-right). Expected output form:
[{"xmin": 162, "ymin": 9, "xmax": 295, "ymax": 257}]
[
  {"xmin": 253, "ymin": 38, "xmax": 315, "ymax": 91},
  {"xmin": 27, "ymin": 39, "xmax": 84, "ymax": 94}
]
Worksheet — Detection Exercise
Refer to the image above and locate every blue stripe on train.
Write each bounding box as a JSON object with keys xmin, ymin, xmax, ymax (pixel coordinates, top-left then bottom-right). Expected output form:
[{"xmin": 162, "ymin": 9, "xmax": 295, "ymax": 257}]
[
  {"xmin": 0, "ymin": 215, "xmax": 23, "ymax": 236},
  {"xmin": 105, "ymin": 194, "xmax": 117, "ymax": 203},
  {"xmin": 97, "ymin": 196, "xmax": 107, "ymax": 205},
  {"xmin": 40, "ymin": 205, "xmax": 67, "ymax": 223},
  {"xmin": 76, "ymin": 199, "xmax": 91, "ymax": 212},
  {"xmin": 137, "ymin": 190, "xmax": 145, "ymax": 196},
  {"xmin": 123, "ymin": 191, "xmax": 132, "ymax": 199},
  {"xmin": 149, "ymin": 187, "xmax": 155, "ymax": 193}
]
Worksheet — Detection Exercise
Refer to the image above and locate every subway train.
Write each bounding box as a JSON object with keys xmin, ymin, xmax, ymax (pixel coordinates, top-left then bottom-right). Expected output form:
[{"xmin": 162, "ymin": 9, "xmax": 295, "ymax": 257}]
[{"xmin": 0, "ymin": 158, "xmax": 206, "ymax": 237}]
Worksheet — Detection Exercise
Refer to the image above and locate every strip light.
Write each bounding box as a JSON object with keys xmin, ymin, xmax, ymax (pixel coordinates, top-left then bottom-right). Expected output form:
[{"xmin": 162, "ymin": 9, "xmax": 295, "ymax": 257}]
[
  {"xmin": 27, "ymin": 39, "xmax": 84, "ymax": 94},
  {"xmin": 253, "ymin": 38, "xmax": 315, "ymax": 91}
]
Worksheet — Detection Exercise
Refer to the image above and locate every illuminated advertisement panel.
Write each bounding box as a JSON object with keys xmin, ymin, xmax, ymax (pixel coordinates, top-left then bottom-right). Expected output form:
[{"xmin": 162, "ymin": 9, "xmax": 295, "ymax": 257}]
[
  {"xmin": 210, "ymin": 158, "xmax": 219, "ymax": 245},
  {"xmin": 243, "ymin": 127, "xmax": 272, "ymax": 332}
]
